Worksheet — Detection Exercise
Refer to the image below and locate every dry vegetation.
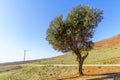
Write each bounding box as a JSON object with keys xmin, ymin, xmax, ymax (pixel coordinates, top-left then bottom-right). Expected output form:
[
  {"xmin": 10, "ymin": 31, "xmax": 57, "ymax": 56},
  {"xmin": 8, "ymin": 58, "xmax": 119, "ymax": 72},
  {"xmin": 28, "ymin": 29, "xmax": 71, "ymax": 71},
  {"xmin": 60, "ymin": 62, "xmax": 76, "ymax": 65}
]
[
  {"xmin": 0, "ymin": 64, "xmax": 78, "ymax": 80},
  {"xmin": 1, "ymin": 65, "xmax": 120, "ymax": 80}
]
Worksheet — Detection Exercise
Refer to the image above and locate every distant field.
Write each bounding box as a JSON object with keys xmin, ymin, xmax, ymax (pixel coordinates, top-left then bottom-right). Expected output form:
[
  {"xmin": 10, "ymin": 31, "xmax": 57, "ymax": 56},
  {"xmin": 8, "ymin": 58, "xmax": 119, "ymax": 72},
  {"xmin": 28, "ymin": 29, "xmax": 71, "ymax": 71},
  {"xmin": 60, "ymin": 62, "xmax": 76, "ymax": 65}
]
[{"xmin": 0, "ymin": 64, "xmax": 78, "ymax": 80}]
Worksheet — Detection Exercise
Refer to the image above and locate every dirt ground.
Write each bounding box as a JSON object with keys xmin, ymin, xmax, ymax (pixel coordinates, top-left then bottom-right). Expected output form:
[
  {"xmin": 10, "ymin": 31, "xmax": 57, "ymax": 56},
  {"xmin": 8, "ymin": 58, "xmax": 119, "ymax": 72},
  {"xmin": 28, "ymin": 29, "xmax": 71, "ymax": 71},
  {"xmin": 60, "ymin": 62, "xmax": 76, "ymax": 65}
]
[{"xmin": 48, "ymin": 66, "xmax": 120, "ymax": 80}]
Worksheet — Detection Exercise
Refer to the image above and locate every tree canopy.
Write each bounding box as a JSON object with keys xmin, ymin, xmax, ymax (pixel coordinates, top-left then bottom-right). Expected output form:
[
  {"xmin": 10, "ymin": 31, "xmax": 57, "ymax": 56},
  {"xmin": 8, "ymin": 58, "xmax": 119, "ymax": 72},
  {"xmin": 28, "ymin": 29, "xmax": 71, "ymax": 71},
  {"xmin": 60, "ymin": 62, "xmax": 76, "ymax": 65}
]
[{"xmin": 46, "ymin": 5, "xmax": 103, "ymax": 75}]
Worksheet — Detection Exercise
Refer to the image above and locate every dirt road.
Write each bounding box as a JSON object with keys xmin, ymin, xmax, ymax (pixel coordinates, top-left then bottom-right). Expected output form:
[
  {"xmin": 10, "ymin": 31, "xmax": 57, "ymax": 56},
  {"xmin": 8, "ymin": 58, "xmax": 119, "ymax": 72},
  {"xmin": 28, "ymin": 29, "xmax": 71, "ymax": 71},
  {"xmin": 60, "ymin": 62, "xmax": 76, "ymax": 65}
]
[{"xmin": 46, "ymin": 65, "xmax": 120, "ymax": 80}]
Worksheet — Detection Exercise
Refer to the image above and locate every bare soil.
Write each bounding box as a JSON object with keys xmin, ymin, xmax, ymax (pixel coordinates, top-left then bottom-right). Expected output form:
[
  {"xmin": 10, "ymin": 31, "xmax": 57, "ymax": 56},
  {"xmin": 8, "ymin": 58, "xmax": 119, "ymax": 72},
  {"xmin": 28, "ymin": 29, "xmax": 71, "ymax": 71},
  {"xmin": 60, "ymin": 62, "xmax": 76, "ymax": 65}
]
[{"xmin": 48, "ymin": 66, "xmax": 120, "ymax": 80}]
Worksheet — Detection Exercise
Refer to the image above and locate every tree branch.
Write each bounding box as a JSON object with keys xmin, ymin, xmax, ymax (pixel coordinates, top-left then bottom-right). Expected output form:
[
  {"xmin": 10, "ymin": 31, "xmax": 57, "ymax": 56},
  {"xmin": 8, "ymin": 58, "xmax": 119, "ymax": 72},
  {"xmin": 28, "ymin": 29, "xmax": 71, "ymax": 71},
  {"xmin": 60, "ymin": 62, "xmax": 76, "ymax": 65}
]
[{"xmin": 82, "ymin": 52, "xmax": 88, "ymax": 61}]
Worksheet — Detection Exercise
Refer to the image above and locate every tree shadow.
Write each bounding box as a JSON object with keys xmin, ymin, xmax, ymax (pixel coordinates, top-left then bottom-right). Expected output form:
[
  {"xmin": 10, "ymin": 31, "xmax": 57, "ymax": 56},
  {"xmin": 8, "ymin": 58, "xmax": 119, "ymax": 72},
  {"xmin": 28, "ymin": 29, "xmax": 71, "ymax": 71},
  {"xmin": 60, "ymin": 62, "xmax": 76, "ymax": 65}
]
[
  {"xmin": 57, "ymin": 72, "xmax": 120, "ymax": 80},
  {"xmin": 86, "ymin": 72, "xmax": 120, "ymax": 80}
]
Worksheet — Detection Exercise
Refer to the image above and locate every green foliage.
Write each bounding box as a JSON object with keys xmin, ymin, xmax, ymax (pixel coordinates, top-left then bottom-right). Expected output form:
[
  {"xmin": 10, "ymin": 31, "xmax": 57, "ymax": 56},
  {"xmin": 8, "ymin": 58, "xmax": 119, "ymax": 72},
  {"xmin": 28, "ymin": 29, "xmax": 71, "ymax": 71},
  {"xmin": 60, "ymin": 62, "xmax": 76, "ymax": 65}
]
[{"xmin": 46, "ymin": 5, "xmax": 103, "ymax": 53}]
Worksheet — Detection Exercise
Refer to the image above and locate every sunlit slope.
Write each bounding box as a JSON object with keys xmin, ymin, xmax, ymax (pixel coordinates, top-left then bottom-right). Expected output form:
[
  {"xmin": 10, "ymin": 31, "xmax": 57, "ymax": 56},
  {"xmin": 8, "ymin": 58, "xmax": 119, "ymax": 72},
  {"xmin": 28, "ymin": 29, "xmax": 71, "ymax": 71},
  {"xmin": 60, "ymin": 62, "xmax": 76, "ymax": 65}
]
[
  {"xmin": 95, "ymin": 34, "xmax": 120, "ymax": 47},
  {"xmin": 86, "ymin": 44, "xmax": 120, "ymax": 64},
  {"xmin": 34, "ymin": 34, "xmax": 120, "ymax": 64},
  {"xmin": 33, "ymin": 44, "xmax": 120, "ymax": 64}
]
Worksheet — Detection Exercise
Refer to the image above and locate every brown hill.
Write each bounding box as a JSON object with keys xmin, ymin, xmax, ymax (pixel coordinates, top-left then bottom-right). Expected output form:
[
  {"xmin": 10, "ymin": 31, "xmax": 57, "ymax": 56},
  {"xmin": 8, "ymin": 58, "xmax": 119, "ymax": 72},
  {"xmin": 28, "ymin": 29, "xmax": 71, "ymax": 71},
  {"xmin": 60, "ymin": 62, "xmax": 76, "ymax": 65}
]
[{"xmin": 95, "ymin": 34, "xmax": 120, "ymax": 47}]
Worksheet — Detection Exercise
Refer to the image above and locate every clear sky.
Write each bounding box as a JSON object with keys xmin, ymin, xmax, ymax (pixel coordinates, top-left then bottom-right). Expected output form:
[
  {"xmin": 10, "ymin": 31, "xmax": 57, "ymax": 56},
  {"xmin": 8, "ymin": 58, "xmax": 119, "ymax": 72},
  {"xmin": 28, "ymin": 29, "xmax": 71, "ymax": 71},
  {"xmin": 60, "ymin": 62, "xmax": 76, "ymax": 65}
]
[{"xmin": 0, "ymin": 0, "xmax": 120, "ymax": 63}]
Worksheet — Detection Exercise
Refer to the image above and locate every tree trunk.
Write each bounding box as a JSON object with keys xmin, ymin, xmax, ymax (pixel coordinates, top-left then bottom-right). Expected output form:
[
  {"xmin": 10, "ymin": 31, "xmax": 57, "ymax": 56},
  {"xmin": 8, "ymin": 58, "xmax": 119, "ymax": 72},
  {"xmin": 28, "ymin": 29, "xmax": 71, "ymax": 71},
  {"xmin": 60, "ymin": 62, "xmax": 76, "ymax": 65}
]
[
  {"xmin": 73, "ymin": 49, "xmax": 84, "ymax": 76},
  {"xmin": 78, "ymin": 58, "xmax": 84, "ymax": 76}
]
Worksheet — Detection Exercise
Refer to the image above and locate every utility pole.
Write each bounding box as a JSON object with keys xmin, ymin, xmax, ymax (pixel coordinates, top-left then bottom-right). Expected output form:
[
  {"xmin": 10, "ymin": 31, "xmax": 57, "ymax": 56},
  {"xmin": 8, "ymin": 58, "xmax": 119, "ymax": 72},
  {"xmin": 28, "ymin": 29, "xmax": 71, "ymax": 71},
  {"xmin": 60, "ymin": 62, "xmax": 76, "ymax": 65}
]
[{"xmin": 24, "ymin": 50, "xmax": 26, "ymax": 62}]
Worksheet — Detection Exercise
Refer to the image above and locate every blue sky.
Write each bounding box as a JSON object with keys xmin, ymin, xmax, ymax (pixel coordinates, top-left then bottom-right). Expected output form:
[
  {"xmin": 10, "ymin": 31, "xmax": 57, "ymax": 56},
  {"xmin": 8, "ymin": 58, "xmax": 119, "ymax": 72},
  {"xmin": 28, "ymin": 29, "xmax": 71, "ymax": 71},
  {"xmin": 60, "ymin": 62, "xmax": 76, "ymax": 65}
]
[{"xmin": 0, "ymin": 0, "xmax": 120, "ymax": 63}]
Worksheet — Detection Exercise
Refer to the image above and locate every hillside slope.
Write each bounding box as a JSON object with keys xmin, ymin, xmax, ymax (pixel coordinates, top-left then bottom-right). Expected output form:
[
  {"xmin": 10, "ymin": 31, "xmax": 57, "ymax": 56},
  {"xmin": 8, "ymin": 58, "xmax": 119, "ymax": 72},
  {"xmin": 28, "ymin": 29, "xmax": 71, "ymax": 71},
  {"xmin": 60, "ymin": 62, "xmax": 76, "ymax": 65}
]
[
  {"xmin": 33, "ymin": 34, "xmax": 120, "ymax": 64},
  {"xmin": 0, "ymin": 34, "xmax": 120, "ymax": 65},
  {"xmin": 33, "ymin": 44, "xmax": 120, "ymax": 64},
  {"xmin": 95, "ymin": 34, "xmax": 120, "ymax": 47}
]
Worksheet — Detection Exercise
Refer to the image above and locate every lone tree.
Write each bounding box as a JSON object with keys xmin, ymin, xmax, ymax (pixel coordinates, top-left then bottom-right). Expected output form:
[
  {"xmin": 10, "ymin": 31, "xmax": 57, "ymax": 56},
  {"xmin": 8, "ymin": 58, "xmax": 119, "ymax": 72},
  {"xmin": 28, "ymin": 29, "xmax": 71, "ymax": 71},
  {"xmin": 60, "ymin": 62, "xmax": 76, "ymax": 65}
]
[{"xmin": 46, "ymin": 5, "xmax": 103, "ymax": 75}]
